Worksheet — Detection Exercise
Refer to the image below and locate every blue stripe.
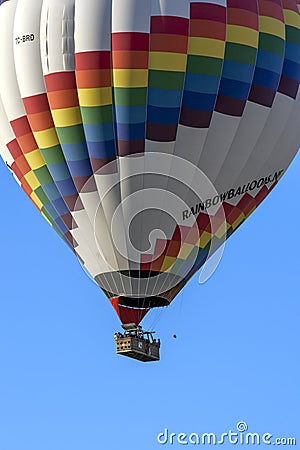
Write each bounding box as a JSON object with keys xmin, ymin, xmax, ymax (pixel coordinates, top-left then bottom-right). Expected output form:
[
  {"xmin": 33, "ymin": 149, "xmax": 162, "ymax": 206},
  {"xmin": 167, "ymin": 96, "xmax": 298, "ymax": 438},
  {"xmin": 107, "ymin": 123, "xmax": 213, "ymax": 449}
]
[
  {"xmin": 52, "ymin": 197, "xmax": 69, "ymax": 216},
  {"xmin": 48, "ymin": 161, "xmax": 74, "ymax": 183},
  {"xmin": 148, "ymin": 88, "xmax": 183, "ymax": 107},
  {"xmin": 218, "ymin": 78, "xmax": 250, "ymax": 100},
  {"xmin": 62, "ymin": 142, "xmax": 93, "ymax": 163},
  {"xmin": 253, "ymin": 68, "xmax": 280, "ymax": 90},
  {"xmin": 221, "ymin": 61, "xmax": 255, "ymax": 83},
  {"xmin": 284, "ymin": 42, "xmax": 300, "ymax": 64},
  {"xmin": 84, "ymin": 123, "xmax": 115, "ymax": 141},
  {"xmin": 147, "ymin": 106, "xmax": 180, "ymax": 125},
  {"xmin": 282, "ymin": 59, "xmax": 300, "ymax": 81},
  {"xmin": 182, "ymin": 92, "xmax": 216, "ymax": 111},
  {"xmin": 115, "ymin": 122, "xmax": 146, "ymax": 141},
  {"xmin": 87, "ymin": 140, "xmax": 116, "ymax": 158},
  {"xmin": 68, "ymin": 159, "xmax": 93, "ymax": 177},
  {"xmin": 184, "ymin": 73, "xmax": 220, "ymax": 94},
  {"xmin": 114, "ymin": 105, "xmax": 146, "ymax": 124},
  {"xmin": 56, "ymin": 179, "xmax": 80, "ymax": 197},
  {"xmin": 256, "ymin": 50, "xmax": 283, "ymax": 74},
  {"xmin": 43, "ymin": 182, "xmax": 62, "ymax": 202}
]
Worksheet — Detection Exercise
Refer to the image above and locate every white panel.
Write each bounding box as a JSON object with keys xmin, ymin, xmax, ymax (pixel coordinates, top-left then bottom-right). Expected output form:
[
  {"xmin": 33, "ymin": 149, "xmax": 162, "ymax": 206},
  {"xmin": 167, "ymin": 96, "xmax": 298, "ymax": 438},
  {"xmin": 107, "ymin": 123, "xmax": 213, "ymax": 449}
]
[
  {"xmin": 40, "ymin": 0, "xmax": 75, "ymax": 75},
  {"xmin": 75, "ymin": 0, "xmax": 111, "ymax": 51},
  {"xmin": 14, "ymin": 0, "xmax": 45, "ymax": 97},
  {"xmin": 0, "ymin": 0, "xmax": 24, "ymax": 120},
  {"xmin": 198, "ymin": 113, "xmax": 241, "ymax": 183},
  {"xmin": 214, "ymin": 102, "xmax": 270, "ymax": 194},
  {"xmin": 151, "ymin": 0, "xmax": 190, "ymax": 17},
  {"xmin": 235, "ymin": 93, "xmax": 294, "ymax": 188},
  {"xmin": 112, "ymin": 0, "xmax": 151, "ymax": 32}
]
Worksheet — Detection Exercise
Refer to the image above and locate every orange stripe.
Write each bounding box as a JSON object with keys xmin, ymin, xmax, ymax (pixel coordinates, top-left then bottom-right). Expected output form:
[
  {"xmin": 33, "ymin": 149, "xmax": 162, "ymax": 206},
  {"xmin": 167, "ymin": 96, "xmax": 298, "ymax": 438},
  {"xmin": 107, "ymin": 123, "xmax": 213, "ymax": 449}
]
[
  {"xmin": 150, "ymin": 34, "xmax": 188, "ymax": 53},
  {"xmin": 76, "ymin": 69, "xmax": 112, "ymax": 88},
  {"xmin": 190, "ymin": 19, "xmax": 226, "ymax": 39},
  {"xmin": 28, "ymin": 111, "xmax": 54, "ymax": 132},
  {"xmin": 16, "ymin": 155, "xmax": 31, "ymax": 175},
  {"xmin": 17, "ymin": 134, "xmax": 38, "ymax": 153},
  {"xmin": 47, "ymin": 90, "xmax": 79, "ymax": 109},
  {"xmin": 112, "ymin": 50, "xmax": 149, "ymax": 69}
]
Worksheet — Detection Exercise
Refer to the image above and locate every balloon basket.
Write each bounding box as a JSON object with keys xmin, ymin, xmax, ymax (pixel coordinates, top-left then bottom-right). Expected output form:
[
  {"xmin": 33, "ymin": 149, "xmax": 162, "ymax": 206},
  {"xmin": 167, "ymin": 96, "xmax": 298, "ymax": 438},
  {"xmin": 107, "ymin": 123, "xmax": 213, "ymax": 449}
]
[{"xmin": 114, "ymin": 325, "xmax": 160, "ymax": 362}]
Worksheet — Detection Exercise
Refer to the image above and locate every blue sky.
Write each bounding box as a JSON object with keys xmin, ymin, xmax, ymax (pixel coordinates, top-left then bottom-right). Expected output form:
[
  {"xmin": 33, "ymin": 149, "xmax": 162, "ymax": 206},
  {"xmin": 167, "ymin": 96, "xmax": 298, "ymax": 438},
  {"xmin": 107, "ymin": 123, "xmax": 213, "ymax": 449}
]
[{"xmin": 0, "ymin": 152, "xmax": 299, "ymax": 450}]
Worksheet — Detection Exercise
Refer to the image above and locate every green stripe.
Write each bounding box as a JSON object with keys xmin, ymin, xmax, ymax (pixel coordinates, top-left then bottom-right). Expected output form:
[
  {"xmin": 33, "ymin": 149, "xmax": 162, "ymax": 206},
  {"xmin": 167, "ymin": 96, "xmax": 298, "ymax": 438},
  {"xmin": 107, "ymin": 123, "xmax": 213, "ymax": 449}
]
[
  {"xmin": 285, "ymin": 25, "xmax": 300, "ymax": 45},
  {"xmin": 259, "ymin": 33, "xmax": 285, "ymax": 56},
  {"xmin": 113, "ymin": 87, "xmax": 147, "ymax": 106},
  {"xmin": 80, "ymin": 105, "xmax": 114, "ymax": 124},
  {"xmin": 148, "ymin": 70, "xmax": 185, "ymax": 90},
  {"xmin": 41, "ymin": 206, "xmax": 53, "ymax": 223},
  {"xmin": 34, "ymin": 166, "xmax": 54, "ymax": 185},
  {"xmin": 41, "ymin": 145, "xmax": 66, "ymax": 165},
  {"xmin": 187, "ymin": 56, "xmax": 223, "ymax": 76},
  {"xmin": 224, "ymin": 43, "xmax": 257, "ymax": 64},
  {"xmin": 35, "ymin": 186, "xmax": 50, "ymax": 205},
  {"xmin": 56, "ymin": 125, "xmax": 86, "ymax": 144}
]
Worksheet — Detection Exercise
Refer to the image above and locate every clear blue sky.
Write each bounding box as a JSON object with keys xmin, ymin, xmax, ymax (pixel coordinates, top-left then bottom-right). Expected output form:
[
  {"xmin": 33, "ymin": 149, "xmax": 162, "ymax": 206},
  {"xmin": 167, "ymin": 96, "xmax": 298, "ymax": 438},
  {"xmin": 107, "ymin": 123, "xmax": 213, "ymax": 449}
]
[{"xmin": 0, "ymin": 152, "xmax": 299, "ymax": 450}]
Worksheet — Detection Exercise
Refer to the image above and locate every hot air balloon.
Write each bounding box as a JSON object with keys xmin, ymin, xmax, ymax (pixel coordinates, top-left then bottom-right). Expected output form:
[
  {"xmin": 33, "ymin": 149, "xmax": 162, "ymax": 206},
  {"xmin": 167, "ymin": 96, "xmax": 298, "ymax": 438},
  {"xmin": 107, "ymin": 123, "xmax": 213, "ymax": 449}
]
[{"xmin": 0, "ymin": 0, "xmax": 299, "ymax": 361}]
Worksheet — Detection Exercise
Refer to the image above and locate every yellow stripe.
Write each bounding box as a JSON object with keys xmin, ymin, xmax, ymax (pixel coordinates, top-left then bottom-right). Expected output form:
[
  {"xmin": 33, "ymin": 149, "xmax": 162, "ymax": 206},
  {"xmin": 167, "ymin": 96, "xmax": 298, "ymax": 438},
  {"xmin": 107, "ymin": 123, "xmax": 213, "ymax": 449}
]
[
  {"xmin": 260, "ymin": 16, "xmax": 285, "ymax": 39},
  {"xmin": 226, "ymin": 25, "xmax": 258, "ymax": 48},
  {"xmin": 215, "ymin": 222, "xmax": 230, "ymax": 239},
  {"xmin": 51, "ymin": 107, "xmax": 82, "ymax": 127},
  {"xmin": 41, "ymin": 212, "xmax": 52, "ymax": 226},
  {"xmin": 177, "ymin": 243, "xmax": 194, "ymax": 260},
  {"xmin": 78, "ymin": 87, "xmax": 112, "ymax": 107},
  {"xmin": 149, "ymin": 52, "xmax": 187, "ymax": 72},
  {"xmin": 31, "ymin": 193, "xmax": 43, "ymax": 210},
  {"xmin": 232, "ymin": 213, "xmax": 245, "ymax": 231},
  {"xmin": 113, "ymin": 69, "xmax": 148, "ymax": 88},
  {"xmin": 197, "ymin": 231, "xmax": 211, "ymax": 249},
  {"xmin": 161, "ymin": 256, "xmax": 176, "ymax": 272},
  {"xmin": 188, "ymin": 37, "xmax": 225, "ymax": 58},
  {"xmin": 34, "ymin": 128, "xmax": 60, "ymax": 149},
  {"xmin": 284, "ymin": 9, "xmax": 300, "ymax": 29},
  {"xmin": 25, "ymin": 149, "xmax": 45, "ymax": 170},
  {"xmin": 24, "ymin": 171, "xmax": 41, "ymax": 190}
]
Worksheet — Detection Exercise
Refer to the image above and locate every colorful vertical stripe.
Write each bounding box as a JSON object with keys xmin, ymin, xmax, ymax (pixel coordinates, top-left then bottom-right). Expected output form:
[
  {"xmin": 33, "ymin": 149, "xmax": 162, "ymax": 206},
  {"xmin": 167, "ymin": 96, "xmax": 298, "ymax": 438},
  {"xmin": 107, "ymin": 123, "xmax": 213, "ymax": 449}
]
[
  {"xmin": 249, "ymin": 0, "xmax": 285, "ymax": 107},
  {"xmin": 278, "ymin": 0, "xmax": 300, "ymax": 98},
  {"xmin": 75, "ymin": 51, "xmax": 117, "ymax": 170},
  {"xmin": 112, "ymin": 32, "xmax": 149, "ymax": 155},
  {"xmin": 147, "ymin": 16, "xmax": 188, "ymax": 141},
  {"xmin": 22, "ymin": 93, "xmax": 81, "ymax": 213},
  {"xmin": 180, "ymin": 2, "xmax": 226, "ymax": 128},
  {"xmin": 216, "ymin": 0, "xmax": 259, "ymax": 116},
  {"xmin": 44, "ymin": 73, "xmax": 94, "ymax": 192}
]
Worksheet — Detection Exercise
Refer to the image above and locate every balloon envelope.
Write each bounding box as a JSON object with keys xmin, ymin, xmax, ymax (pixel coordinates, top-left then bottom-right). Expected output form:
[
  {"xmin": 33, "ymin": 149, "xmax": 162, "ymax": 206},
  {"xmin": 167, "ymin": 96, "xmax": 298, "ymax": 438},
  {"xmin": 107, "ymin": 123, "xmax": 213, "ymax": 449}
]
[{"xmin": 0, "ymin": 0, "xmax": 299, "ymax": 325}]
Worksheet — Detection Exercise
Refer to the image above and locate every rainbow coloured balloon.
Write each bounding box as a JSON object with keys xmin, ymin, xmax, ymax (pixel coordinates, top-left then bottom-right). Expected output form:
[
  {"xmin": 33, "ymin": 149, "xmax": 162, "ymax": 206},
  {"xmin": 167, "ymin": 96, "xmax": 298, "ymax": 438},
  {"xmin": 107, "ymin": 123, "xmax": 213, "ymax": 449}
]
[{"xmin": 0, "ymin": 0, "xmax": 299, "ymax": 328}]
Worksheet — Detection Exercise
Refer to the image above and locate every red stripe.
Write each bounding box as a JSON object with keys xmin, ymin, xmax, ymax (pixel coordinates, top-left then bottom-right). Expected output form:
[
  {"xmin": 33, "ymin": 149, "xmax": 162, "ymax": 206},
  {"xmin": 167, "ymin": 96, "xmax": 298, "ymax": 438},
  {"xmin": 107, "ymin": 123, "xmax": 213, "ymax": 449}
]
[
  {"xmin": 227, "ymin": 9, "xmax": 259, "ymax": 30},
  {"xmin": 10, "ymin": 116, "xmax": 32, "ymax": 138},
  {"xmin": 44, "ymin": 72, "xmax": 77, "ymax": 92},
  {"xmin": 282, "ymin": 0, "xmax": 299, "ymax": 12},
  {"xmin": 227, "ymin": 0, "xmax": 258, "ymax": 13},
  {"xmin": 7, "ymin": 139, "xmax": 22, "ymax": 159},
  {"xmin": 75, "ymin": 51, "xmax": 111, "ymax": 70},
  {"xmin": 190, "ymin": 4, "xmax": 226, "ymax": 22},
  {"xmin": 258, "ymin": 0, "xmax": 284, "ymax": 21},
  {"xmin": 112, "ymin": 32, "xmax": 149, "ymax": 51},
  {"xmin": 151, "ymin": 16, "xmax": 189, "ymax": 35},
  {"xmin": 23, "ymin": 94, "xmax": 50, "ymax": 115}
]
